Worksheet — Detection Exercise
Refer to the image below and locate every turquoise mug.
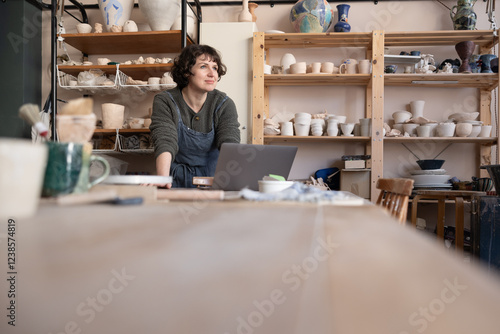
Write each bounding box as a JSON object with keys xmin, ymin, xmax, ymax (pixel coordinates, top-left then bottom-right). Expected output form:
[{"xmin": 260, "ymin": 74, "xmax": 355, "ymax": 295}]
[{"xmin": 42, "ymin": 142, "xmax": 110, "ymax": 197}]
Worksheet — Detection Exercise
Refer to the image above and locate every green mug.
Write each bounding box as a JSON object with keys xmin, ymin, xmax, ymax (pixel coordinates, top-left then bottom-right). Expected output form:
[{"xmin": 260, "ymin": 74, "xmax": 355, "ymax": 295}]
[{"xmin": 42, "ymin": 142, "xmax": 110, "ymax": 197}]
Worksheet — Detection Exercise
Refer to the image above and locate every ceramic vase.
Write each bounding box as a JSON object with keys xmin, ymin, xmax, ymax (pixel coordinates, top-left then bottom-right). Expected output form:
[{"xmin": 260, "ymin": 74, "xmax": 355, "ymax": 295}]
[
  {"xmin": 469, "ymin": 54, "xmax": 481, "ymax": 73},
  {"xmin": 98, "ymin": 0, "xmax": 135, "ymax": 32},
  {"xmin": 455, "ymin": 41, "xmax": 475, "ymax": 73},
  {"xmin": 333, "ymin": 4, "xmax": 351, "ymax": 32},
  {"xmin": 248, "ymin": 2, "xmax": 258, "ymax": 22},
  {"xmin": 289, "ymin": 0, "xmax": 333, "ymax": 33},
  {"xmin": 410, "ymin": 100, "xmax": 425, "ymax": 118},
  {"xmin": 480, "ymin": 54, "xmax": 498, "ymax": 73},
  {"xmin": 450, "ymin": 0, "xmax": 477, "ymax": 30},
  {"xmin": 139, "ymin": 0, "xmax": 180, "ymax": 31},
  {"xmin": 238, "ymin": 0, "xmax": 253, "ymax": 22}
]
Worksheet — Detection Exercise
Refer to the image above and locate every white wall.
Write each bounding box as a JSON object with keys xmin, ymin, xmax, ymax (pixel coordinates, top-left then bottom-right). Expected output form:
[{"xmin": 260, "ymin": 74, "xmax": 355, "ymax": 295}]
[{"xmin": 42, "ymin": 0, "xmax": 498, "ymax": 181}]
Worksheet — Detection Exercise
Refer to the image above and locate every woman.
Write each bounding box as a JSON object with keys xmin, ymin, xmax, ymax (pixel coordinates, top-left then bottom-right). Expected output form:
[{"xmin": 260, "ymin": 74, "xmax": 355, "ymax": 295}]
[{"xmin": 150, "ymin": 44, "xmax": 240, "ymax": 188}]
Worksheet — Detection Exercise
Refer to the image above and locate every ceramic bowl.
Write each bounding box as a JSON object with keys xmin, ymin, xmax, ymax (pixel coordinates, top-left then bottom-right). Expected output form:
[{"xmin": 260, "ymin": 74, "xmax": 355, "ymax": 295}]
[
  {"xmin": 455, "ymin": 122, "xmax": 473, "ymax": 137},
  {"xmin": 258, "ymin": 180, "xmax": 294, "ymax": 193},
  {"xmin": 392, "ymin": 110, "xmax": 412, "ymax": 124},
  {"xmin": 417, "ymin": 159, "xmax": 445, "ymax": 170},
  {"xmin": 290, "ymin": 62, "xmax": 307, "ymax": 74},
  {"xmin": 385, "ymin": 64, "xmax": 398, "ymax": 73},
  {"xmin": 76, "ymin": 23, "xmax": 92, "ymax": 34},
  {"xmin": 127, "ymin": 117, "xmax": 145, "ymax": 129},
  {"xmin": 468, "ymin": 124, "xmax": 481, "ymax": 137},
  {"xmin": 436, "ymin": 122, "xmax": 456, "ymax": 137},
  {"xmin": 448, "ymin": 112, "xmax": 479, "ymax": 122},
  {"xmin": 403, "ymin": 123, "xmax": 419, "ymax": 136}
]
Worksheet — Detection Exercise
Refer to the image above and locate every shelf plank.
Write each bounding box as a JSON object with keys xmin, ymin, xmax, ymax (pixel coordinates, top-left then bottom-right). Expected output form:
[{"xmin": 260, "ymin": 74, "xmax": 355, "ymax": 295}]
[
  {"xmin": 383, "ymin": 137, "xmax": 497, "ymax": 144},
  {"xmin": 264, "ymin": 135, "xmax": 371, "ymax": 143},
  {"xmin": 384, "ymin": 73, "xmax": 498, "ymax": 89},
  {"xmin": 264, "ymin": 32, "xmax": 373, "ymax": 48},
  {"xmin": 61, "ymin": 31, "xmax": 193, "ymax": 55},
  {"xmin": 384, "ymin": 30, "xmax": 499, "ymax": 49},
  {"xmin": 58, "ymin": 64, "xmax": 173, "ymax": 81},
  {"xmin": 94, "ymin": 129, "xmax": 150, "ymax": 134},
  {"xmin": 265, "ymin": 73, "xmax": 372, "ymax": 86}
]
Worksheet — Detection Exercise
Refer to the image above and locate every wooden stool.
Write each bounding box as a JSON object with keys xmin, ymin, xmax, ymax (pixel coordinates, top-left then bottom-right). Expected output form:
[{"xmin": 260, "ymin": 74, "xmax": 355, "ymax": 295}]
[{"xmin": 411, "ymin": 190, "xmax": 486, "ymax": 252}]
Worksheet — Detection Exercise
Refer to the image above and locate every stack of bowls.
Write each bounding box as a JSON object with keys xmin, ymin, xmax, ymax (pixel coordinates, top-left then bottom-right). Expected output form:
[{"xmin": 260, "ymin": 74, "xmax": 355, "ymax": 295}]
[{"xmin": 294, "ymin": 113, "xmax": 311, "ymax": 136}]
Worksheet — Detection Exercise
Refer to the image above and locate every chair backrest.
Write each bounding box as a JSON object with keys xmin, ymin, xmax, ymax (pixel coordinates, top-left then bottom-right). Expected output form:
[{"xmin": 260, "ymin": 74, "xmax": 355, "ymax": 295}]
[{"xmin": 376, "ymin": 178, "xmax": 414, "ymax": 224}]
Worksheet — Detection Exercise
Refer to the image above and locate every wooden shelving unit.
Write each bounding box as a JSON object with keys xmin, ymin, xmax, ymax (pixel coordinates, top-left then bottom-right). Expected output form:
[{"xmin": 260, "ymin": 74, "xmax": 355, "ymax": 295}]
[{"xmin": 252, "ymin": 30, "xmax": 499, "ymax": 201}]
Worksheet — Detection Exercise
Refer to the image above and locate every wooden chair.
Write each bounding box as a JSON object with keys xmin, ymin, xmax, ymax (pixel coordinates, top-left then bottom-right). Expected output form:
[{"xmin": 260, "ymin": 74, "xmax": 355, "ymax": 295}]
[{"xmin": 376, "ymin": 178, "xmax": 414, "ymax": 224}]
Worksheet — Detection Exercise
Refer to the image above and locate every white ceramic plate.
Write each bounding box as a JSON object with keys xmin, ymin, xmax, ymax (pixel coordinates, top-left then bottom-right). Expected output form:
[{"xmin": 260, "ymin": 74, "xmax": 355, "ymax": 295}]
[
  {"xmin": 413, "ymin": 183, "xmax": 452, "ymax": 188},
  {"xmin": 411, "ymin": 174, "xmax": 450, "ymax": 184},
  {"xmin": 102, "ymin": 175, "xmax": 172, "ymax": 185},
  {"xmin": 409, "ymin": 169, "xmax": 447, "ymax": 175}
]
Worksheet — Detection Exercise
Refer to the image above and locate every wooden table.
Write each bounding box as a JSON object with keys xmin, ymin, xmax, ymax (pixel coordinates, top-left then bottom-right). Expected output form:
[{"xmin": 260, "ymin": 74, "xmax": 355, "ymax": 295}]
[
  {"xmin": 1, "ymin": 198, "xmax": 500, "ymax": 333},
  {"xmin": 411, "ymin": 190, "xmax": 486, "ymax": 251}
]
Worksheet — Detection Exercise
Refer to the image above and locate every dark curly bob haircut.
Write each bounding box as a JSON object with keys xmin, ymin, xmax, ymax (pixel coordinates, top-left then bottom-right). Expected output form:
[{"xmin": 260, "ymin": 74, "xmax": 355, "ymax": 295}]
[{"xmin": 170, "ymin": 44, "xmax": 227, "ymax": 90}]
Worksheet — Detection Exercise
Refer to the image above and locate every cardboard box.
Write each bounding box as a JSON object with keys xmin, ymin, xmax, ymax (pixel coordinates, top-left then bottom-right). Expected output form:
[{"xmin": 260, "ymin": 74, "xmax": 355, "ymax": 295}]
[
  {"xmin": 340, "ymin": 169, "xmax": 371, "ymax": 199},
  {"xmin": 344, "ymin": 160, "xmax": 366, "ymax": 169}
]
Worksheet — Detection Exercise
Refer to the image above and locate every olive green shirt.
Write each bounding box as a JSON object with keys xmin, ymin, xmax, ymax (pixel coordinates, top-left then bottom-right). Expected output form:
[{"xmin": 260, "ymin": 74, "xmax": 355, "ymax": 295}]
[{"xmin": 150, "ymin": 87, "xmax": 241, "ymax": 160}]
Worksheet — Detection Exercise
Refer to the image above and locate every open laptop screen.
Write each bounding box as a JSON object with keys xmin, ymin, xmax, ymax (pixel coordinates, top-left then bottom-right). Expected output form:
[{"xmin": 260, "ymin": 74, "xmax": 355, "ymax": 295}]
[{"xmin": 211, "ymin": 143, "xmax": 298, "ymax": 191}]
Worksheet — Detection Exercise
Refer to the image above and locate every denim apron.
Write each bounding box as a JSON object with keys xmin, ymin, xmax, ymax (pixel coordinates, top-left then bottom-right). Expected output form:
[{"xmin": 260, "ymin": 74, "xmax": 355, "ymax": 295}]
[{"xmin": 167, "ymin": 92, "xmax": 228, "ymax": 188}]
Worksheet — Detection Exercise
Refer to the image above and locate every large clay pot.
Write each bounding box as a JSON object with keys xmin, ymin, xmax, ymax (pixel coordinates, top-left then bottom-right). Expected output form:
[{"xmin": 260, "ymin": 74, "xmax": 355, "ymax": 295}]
[
  {"xmin": 289, "ymin": 0, "xmax": 333, "ymax": 33},
  {"xmin": 98, "ymin": 0, "xmax": 135, "ymax": 32},
  {"xmin": 139, "ymin": 0, "xmax": 180, "ymax": 31},
  {"xmin": 333, "ymin": 4, "xmax": 351, "ymax": 32},
  {"xmin": 450, "ymin": 0, "xmax": 477, "ymax": 30}
]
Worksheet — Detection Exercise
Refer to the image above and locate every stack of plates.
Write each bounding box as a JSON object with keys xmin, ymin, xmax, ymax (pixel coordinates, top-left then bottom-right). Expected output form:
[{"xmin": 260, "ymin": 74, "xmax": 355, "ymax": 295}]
[{"xmin": 409, "ymin": 169, "xmax": 452, "ymax": 188}]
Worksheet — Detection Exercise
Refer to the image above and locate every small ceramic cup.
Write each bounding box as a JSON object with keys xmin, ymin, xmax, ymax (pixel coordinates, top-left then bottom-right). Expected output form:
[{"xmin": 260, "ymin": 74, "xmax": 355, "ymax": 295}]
[
  {"xmin": 479, "ymin": 125, "xmax": 493, "ymax": 137},
  {"xmin": 321, "ymin": 62, "xmax": 334, "ymax": 74},
  {"xmin": 417, "ymin": 125, "xmax": 431, "ymax": 137},
  {"xmin": 311, "ymin": 62, "xmax": 321, "ymax": 74},
  {"xmin": 76, "ymin": 23, "xmax": 92, "ymax": 34},
  {"xmin": 148, "ymin": 77, "xmax": 161, "ymax": 90},
  {"xmin": 280, "ymin": 122, "xmax": 294, "ymax": 136}
]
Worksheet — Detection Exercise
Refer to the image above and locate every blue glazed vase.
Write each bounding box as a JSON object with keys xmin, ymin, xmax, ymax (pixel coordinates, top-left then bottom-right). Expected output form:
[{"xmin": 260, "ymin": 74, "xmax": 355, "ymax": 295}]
[
  {"xmin": 334, "ymin": 4, "xmax": 351, "ymax": 32},
  {"xmin": 289, "ymin": 0, "xmax": 333, "ymax": 33},
  {"xmin": 480, "ymin": 54, "xmax": 498, "ymax": 73}
]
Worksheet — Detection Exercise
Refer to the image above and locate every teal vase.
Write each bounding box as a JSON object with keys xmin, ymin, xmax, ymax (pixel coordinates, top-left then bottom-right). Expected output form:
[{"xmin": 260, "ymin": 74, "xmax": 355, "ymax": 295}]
[
  {"xmin": 333, "ymin": 4, "xmax": 351, "ymax": 33},
  {"xmin": 290, "ymin": 0, "xmax": 333, "ymax": 33}
]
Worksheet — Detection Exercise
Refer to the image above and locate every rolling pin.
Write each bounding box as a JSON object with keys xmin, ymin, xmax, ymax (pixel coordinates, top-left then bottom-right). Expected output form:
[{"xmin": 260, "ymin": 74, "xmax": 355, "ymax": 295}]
[{"xmin": 156, "ymin": 189, "xmax": 225, "ymax": 201}]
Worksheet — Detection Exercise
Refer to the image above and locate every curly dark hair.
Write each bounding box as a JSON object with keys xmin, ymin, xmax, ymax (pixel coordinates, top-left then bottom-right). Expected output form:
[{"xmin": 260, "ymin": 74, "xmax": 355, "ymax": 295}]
[{"xmin": 170, "ymin": 44, "xmax": 227, "ymax": 90}]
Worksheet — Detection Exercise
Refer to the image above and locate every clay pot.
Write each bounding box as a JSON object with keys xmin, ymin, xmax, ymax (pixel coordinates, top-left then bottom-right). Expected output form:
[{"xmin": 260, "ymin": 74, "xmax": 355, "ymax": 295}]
[
  {"xmin": 455, "ymin": 122, "xmax": 473, "ymax": 137},
  {"xmin": 102, "ymin": 103, "xmax": 125, "ymax": 129},
  {"xmin": 455, "ymin": 41, "xmax": 476, "ymax": 73},
  {"xmin": 139, "ymin": 0, "xmax": 180, "ymax": 31},
  {"xmin": 437, "ymin": 122, "xmax": 456, "ymax": 137}
]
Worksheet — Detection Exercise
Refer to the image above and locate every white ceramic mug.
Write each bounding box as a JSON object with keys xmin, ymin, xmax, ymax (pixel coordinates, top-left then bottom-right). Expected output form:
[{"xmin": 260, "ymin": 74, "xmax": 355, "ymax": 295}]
[
  {"xmin": 358, "ymin": 59, "xmax": 371, "ymax": 74},
  {"xmin": 280, "ymin": 122, "xmax": 294, "ymax": 136},
  {"xmin": 417, "ymin": 125, "xmax": 431, "ymax": 137},
  {"xmin": 0, "ymin": 139, "xmax": 48, "ymax": 219}
]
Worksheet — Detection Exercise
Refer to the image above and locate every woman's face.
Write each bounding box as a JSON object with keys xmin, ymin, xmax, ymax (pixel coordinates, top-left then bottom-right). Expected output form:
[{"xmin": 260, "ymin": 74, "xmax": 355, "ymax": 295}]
[{"xmin": 188, "ymin": 54, "xmax": 219, "ymax": 93}]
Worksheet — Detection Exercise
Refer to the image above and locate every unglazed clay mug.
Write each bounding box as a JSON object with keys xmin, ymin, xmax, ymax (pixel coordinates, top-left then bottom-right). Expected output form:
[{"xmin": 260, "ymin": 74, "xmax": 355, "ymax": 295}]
[
  {"xmin": 358, "ymin": 59, "xmax": 371, "ymax": 74},
  {"xmin": 42, "ymin": 142, "xmax": 110, "ymax": 197},
  {"xmin": 340, "ymin": 62, "xmax": 357, "ymax": 74},
  {"xmin": 321, "ymin": 62, "xmax": 334, "ymax": 73},
  {"xmin": 102, "ymin": 103, "xmax": 125, "ymax": 129}
]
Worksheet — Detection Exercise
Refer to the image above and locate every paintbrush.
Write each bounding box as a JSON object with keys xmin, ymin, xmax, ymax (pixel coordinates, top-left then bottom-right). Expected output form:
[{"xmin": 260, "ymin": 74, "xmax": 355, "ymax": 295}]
[{"xmin": 18, "ymin": 103, "xmax": 49, "ymax": 138}]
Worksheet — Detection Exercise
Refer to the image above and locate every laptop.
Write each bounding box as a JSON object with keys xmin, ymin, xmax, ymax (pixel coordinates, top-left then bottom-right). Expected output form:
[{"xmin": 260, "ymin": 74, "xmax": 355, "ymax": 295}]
[{"xmin": 210, "ymin": 143, "xmax": 298, "ymax": 191}]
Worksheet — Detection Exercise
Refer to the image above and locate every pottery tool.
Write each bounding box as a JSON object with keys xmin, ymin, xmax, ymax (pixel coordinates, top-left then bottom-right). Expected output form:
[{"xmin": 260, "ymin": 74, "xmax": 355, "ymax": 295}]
[
  {"xmin": 57, "ymin": 189, "xmax": 143, "ymax": 206},
  {"xmin": 18, "ymin": 103, "xmax": 49, "ymax": 138}
]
